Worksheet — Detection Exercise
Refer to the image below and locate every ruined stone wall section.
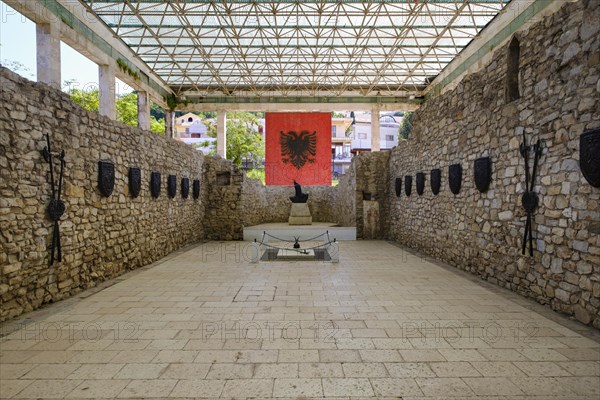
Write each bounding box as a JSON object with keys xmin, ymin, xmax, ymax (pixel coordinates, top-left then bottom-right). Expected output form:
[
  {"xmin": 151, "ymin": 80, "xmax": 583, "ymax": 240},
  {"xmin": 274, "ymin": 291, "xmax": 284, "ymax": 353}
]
[
  {"xmin": 0, "ymin": 67, "xmax": 205, "ymax": 321},
  {"xmin": 388, "ymin": 0, "xmax": 600, "ymax": 327}
]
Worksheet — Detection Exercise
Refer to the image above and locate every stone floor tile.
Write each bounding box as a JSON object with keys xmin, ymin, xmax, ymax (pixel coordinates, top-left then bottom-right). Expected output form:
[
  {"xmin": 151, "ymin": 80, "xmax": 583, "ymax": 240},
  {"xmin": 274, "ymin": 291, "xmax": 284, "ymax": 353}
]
[
  {"xmin": 557, "ymin": 376, "xmax": 600, "ymax": 397},
  {"xmin": 66, "ymin": 363, "xmax": 124, "ymax": 380},
  {"xmin": 322, "ymin": 377, "xmax": 374, "ymax": 397},
  {"xmin": 370, "ymin": 378, "xmax": 423, "ymax": 397},
  {"xmin": 299, "ymin": 362, "xmax": 344, "ymax": 378},
  {"xmin": 66, "ymin": 379, "xmax": 130, "ymax": 398},
  {"xmin": 159, "ymin": 363, "xmax": 211, "ymax": 379},
  {"xmin": 24, "ymin": 351, "xmax": 74, "ymax": 364},
  {"xmin": 359, "ymin": 349, "xmax": 402, "ymax": 362},
  {"xmin": 319, "ymin": 349, "xmax": 361, "ymax": 362},
  {"xmin": 430, "ymin": 361, "xmax": 482, "ymax": 377},
  {"xmin": 273, "ymin": 378, "xmax": 323, "ymax": 397},
  {"xmin": 151, "ymin": 350, "xmax": 198, "ymax": 363},
  {"xmin": 514, "ymin": 361, "xmax": 572, "ymax": 376},
  {"xmin": 463, "ymin": 377, "xmax": 525, "ymax": 396},
  {"xmin": 0, "ymin": 379, "xmax": 32, "ymax": 398},
  {"xmin": 114, "ymin": 363, "xmax": 168, "ymax": 379},
  {"xmin": 0, "ymin": 363, "xmax": 35, "ymax": 380},
  {"xmin": 556, "ymin": 361, "xmax": 600, "ymax": 376},
  {"xmin": 193, "ymin": 350, "xmax": 240, "ymax": 363},
  {"xmin": 384, "ymin": 362, "xmax": 436, "ymax": 378},
  {"xmin": 399, "ymin": 349, "xmax": 446, "ymax": 362},
  {"xmin": 508, "ymin": 377, "xmax": 578, "ymax": 396},
  {"xmin": 278, "ymin": 349, "xmax": 319, "ymax": 363},
  {"xmin": 335, "ymin": 338, "xmax": 375, "ymax": 349},
  {"xmin": 342, "ymin": 362, "xmax": 388, "ymax": 378},
  {"xmin": 254, "ymin": 363, "xmax": 299, "ymax": 378},
  {"xmin": 439, "ymin": 349, "xmax": 488, "ymax": 361},
  {"xmin": 206, "ymin": 363, "xmax": 254, "ymax": 379},
  {"xmin": 109, "ymin": 349, "xmax": 159, "ymax": 363},
  {"xmin": 22, "ymin": 363, "xmax": 81, "ymax": 379},
  {"xmin": 478, "ymin": 348, "xmax": 530, "ymax": 361},
  {"xmin": 518, "ymin": 348, "xmax": 570, "ymax": 361},
  {"xmin": 221, "ymin": 378, "xmax": 274, "ymax": 397},
  {"xmin": 235, "ymin": 349, "xmax": 279, "ymax": 363},
  {"xmin": 66, "ymin": 350, "xmax": 120, "ymax": 363},
  {"xmin": 555, "ymin": 347, "xmax": 600, "ymax": 361},
  {"xmin": 415, "ymin": 377, "xmax": 475, "ymax": 397},
  {"xmin": 14, "ymin": 379, "xmax": 82, "ymax": 398},
  {"xmin": 117, "ymin": 379, "xmax": 178, "ymax": 398},
  {"xmin": 470, "ymin": 361, "xmax": 527, "ymax": 377}
]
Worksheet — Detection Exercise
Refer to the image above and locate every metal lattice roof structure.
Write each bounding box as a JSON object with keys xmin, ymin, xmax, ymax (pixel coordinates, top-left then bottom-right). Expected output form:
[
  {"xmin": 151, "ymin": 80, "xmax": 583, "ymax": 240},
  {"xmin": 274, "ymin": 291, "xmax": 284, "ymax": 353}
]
[{"xmin": 80, "ymin": 0, "xmax": 511, "ymax": 99}]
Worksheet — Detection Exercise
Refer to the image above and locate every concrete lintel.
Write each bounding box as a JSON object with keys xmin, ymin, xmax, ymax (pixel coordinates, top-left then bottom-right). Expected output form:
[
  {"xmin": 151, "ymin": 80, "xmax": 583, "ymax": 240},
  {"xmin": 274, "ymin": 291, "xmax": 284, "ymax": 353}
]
[{"xmin": 182, "ymin": 102, "xmax": 420, "ymax": 113}]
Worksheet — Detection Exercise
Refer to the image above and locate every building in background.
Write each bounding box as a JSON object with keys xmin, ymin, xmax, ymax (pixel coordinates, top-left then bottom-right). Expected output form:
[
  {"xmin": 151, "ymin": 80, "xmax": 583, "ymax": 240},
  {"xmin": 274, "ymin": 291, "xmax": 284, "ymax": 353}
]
[
  {"xmin": 331, "ymin": 117, "xmax": 354, "ymax": 176},
  {"xmin": 351, "ymin": 113, "xmax": 402, "ymax": 152}
]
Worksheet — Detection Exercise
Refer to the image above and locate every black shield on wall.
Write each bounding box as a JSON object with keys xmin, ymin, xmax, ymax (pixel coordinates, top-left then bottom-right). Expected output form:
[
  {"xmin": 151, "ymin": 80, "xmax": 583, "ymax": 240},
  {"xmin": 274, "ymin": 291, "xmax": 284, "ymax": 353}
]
[
  {"xmin": 193, "ymin": 179, "xmax": 200, "ymax": 199},
  {"xmin": 404, "ymin": 175, "xmax": 412, "ymax": 197},
  {"xmin": 580, "ymin": 129, "xmax": 600, "ymax": 187},
  {"xmin": 395, "ymin": 177, "xmax": 402, "ymax": 197},
  {"xmin": 168, "ymin": 175, "xmax": 177, "ymax": 198},
  {"xmin": 181, "ymin": 177, "xmax": 190, "ymax": 199},
  {"xmin": 474, "ymin": 157, "xmax": 492, "ymax": 193},
  {"xmin": 128, "ymin": 167, "xmax": 141, "ymax": 198},
  {"xmin": 430, "ymin": 169, "xmax": 441, "ymax": 195},
  {"xmin": 150, "ymin": 171, "xmax": 161, "ymax": 198},
  {"xmin": 448, "ymin": 164, "xmax": 462, "ymax": 195},
  {"xmin": 98, "ymin": 160, "xmax": 115, "ymax": 197},
  {"xmin": 416, "ymin": 172, "xmax": 425, "ymax": 196}
]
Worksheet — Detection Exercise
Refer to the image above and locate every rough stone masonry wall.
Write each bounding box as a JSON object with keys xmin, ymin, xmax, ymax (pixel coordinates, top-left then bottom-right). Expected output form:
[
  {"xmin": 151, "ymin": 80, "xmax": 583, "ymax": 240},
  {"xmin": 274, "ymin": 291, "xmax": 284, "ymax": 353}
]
[
  {"xmin": 388, "ymin": 0, "xmax": 600, "ymax": 327},
  {"xmin": 241, "ymin": 180, "xmax": 338, "ymax": 226},
  {"xmin": 0, "ymin": 67, "xmax": 206, "ymax": 321}
]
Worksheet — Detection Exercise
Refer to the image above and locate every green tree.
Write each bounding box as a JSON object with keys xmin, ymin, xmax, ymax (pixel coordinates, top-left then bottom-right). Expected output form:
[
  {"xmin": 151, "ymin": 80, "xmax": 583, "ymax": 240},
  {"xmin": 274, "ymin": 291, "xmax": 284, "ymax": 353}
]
[
  {"xmin": 67, "ymin": 85, "xmax": 164, "ymax": 135},
  {"xmin": 201, "ymin": 111, "xmax": 264, "ymax": 167},
  {"xmin": 398, "ymin": 112, "xmax": 414, "ymax": 140}
]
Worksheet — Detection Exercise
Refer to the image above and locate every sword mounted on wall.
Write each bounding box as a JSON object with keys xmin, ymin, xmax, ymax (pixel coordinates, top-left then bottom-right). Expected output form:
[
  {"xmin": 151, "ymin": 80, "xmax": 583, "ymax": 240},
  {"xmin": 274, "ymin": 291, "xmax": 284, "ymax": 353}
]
[{"xmin": 42, "ymin": 133, "xmax": 66, "ymax": 266}]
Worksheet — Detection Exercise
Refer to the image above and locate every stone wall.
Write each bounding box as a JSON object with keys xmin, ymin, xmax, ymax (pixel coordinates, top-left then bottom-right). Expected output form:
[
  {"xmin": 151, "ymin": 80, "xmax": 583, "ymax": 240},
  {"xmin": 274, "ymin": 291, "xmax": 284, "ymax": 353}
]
[
  {"xmin": 201, "ymin": 156, "xmax": 244, "ymax": 240},
  {"xmin": 388, "ymin": 0, "xmax": 600, "ymax": 327},
  {"xmin": 241, "ymin": 180, "xmax": 339, "ymax": 226},
  {"xmin": 0, "ymin": 67, "xmax": 206, "ymax": 321},
  {"xmin": 354, "ymin": 152, "xmax": 390, "ymax": 239}
]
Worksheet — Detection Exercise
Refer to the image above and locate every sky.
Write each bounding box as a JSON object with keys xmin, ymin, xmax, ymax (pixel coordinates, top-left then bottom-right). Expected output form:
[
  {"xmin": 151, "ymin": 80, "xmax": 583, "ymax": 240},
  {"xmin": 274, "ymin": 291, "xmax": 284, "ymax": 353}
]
[{"xmin": 0, "ymin": 1, "xmax": 131, "ymax": 94}]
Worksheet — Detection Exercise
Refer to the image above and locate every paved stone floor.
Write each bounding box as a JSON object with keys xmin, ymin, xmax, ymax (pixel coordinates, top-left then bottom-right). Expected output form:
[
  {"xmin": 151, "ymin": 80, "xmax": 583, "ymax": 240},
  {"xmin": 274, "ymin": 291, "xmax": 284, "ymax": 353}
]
[{"xmin": 1, "ymin": 241, "xmax": 599, "ymax": 399}]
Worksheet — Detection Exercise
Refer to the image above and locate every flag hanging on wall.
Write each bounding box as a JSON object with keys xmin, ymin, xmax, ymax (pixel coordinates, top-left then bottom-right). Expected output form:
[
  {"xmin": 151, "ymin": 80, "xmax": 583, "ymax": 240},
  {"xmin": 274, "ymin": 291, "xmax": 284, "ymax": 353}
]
[{"xmin": 265, "ymin": 112, "xmax": 332, "ymax": 186}]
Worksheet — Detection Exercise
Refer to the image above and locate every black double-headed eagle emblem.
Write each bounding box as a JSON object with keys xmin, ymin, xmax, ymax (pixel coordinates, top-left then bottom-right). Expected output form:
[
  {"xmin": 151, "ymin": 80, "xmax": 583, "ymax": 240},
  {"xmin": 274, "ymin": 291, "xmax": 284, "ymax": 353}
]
[{"xmin": 280, "ymin": 130, "xmax": 317, "ymax": 170}]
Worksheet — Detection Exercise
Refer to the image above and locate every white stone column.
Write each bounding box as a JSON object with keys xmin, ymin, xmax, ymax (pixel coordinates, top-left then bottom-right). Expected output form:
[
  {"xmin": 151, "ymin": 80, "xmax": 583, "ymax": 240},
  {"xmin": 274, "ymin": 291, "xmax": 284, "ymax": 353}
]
[
  {"xmin": 371, "ymin": 105, "xmax": 381, "ymax": 152},
  {"xmin": 165, "ymin": 111, "xmax": 174, "ymax": 139},
  {"xmin": 36, "ymin": 22, "xmax": 61, "ymax": 89},
  {"xmin": 98, "ymin": 64, "xmax": 116, "ymax": 119},
  {"xmin": 217, "ymin": 111, "xmax": 227, "ymax": 158},
  {"xmin": 137, "ymin": 90, "xmax": 150, "ymax": 131}
]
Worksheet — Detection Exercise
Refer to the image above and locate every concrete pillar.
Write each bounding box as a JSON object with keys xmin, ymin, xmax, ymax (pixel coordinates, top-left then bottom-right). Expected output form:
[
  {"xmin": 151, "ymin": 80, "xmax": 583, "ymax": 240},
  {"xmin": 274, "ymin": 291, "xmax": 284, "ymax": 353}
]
[
  {"xmin": 36, "ymin": 22, "xmax": 61, "ymax": 89},
  {"xmin": 98, "ymin": 65, "xmax": 116, "ymax": 119},
  {"xmin": 371, "ymin": 106, "xmax": 381, "ymax": 152},
  {"xmin": 137, "ymin": 90, "xmax": 150, "ymax": 131},
  {"xmin": 165, "ymin": 111, "xmax": 174, "ymax": 139},
  {"xmin": 217, "ymin": 111, "xmax": 227, "ymax": 158}
]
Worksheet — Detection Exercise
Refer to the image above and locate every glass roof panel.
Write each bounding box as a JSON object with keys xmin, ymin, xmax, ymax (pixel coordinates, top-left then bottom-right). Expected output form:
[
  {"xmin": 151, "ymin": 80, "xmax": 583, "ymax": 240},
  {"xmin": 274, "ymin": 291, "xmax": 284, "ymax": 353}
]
[{"xmin": 82, "ymin": 0, "xmax": 510, "ymax": 97}]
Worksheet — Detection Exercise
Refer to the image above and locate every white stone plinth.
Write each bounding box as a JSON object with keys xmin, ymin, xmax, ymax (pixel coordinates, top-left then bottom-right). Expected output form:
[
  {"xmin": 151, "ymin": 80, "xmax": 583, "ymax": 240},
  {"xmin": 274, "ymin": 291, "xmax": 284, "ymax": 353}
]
[{"xmin": 288, "ymin": 203, "xmax": 312, "ymax": 225}]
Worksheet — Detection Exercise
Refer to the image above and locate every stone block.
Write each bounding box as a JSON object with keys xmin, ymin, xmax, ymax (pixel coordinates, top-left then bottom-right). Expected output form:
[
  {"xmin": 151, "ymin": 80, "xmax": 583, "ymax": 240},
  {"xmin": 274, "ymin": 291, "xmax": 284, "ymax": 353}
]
[{"xmin": 289, "ymin": 203, "xmax": 312, "ymax": 225}]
